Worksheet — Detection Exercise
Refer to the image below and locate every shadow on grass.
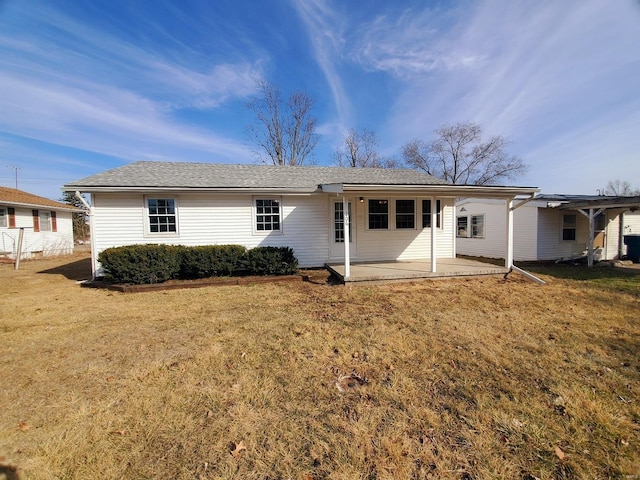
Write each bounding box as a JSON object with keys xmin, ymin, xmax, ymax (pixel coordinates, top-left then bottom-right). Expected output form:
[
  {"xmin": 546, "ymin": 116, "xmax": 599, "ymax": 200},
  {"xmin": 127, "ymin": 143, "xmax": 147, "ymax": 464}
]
[{"xmin": 38, "ymin": 258, "xmax": 92, "ymax": 281}]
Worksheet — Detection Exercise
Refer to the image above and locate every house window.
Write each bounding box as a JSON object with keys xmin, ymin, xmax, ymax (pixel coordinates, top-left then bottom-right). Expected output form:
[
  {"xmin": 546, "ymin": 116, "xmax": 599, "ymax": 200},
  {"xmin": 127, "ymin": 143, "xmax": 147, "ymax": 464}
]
[
  {"xmin": 334, "ymin": 202, "xmax": 352, "ymax": 243},
  {"xmin": 595, "ymin": 213, "xmax": 606, "ymax": 231},
  {"xmin": 457, "ymin": 216, "xmax": 468, "ymax": 237},
  {"xmin": 256, "ymin": 199, "xmax": 280, "ymax": 231},
  {"xmin": 396, "ymin": 200, "xmax": 415, "ymax": 229},
  {"xmin": 562, "ymin": 214, "xmax": 576, "ymax": 241},
  {"xmin": 422, "ymin": 199, "xmax": 442, "ymax": 228},
  {"xmin": 147, "ymin": 198, "xmax": 177, "ymax": 233},
  {"xmin": 0, "ymin": 208, "xmax": 6, "ymax": 228},
  {"xmin": 39, "ymin": 211, "xmax": 52, "ymax": 231},
  {"xmin": 471, "ymin": 215, "xmax": 484, "ymax": 238},
  {"xmin": 368, "ymin": 199, "xmax": 389, "ymax": 229},
  {"xmin": 457, "ymin": 215, "xmax": 484, "ymax": 238}
]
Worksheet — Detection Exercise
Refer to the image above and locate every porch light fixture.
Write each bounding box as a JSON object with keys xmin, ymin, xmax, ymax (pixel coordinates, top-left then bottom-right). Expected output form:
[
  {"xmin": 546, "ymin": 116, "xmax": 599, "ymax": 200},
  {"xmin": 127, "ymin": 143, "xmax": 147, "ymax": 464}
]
[{"xmin": 359, "ymin": 197, "xmax": 364, "ymax": 203}]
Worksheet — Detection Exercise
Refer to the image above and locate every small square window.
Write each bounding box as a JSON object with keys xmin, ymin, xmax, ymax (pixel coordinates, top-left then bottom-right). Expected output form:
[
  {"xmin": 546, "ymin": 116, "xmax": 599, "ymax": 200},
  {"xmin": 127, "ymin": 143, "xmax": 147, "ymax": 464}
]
[{"xmin": 256, "ymin": 199, "xmax": 281, "ymax": 231}]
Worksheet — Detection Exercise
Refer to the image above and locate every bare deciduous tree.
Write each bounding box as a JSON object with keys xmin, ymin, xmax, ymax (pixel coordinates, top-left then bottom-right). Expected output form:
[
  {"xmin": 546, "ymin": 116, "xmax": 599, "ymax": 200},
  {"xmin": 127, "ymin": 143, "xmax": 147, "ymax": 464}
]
[
  {"xmin": 604, "ymin": 179, "xmax": 640, "ymax": 196},
  {"xmin": 334, "ymin": 128, "xmax": 400, "ymax": 168},
  {"xmin": 402, "ymin": 121, "xmax": 527, "ymax": 185},
  {"xmin": 246, "ymin": 81, "xmax": 318, "ymax": 166}
]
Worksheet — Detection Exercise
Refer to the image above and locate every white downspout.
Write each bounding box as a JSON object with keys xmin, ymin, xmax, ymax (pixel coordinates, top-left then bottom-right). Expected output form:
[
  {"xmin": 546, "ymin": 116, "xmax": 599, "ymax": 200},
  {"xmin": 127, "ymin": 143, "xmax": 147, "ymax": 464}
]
[
  {"xmin": 343, "ymin": 196, "xmax": 351, "ymax": 279},
  {"xmin": 75, "ymin": 191, "xmax": 96, "ymax": 279}
]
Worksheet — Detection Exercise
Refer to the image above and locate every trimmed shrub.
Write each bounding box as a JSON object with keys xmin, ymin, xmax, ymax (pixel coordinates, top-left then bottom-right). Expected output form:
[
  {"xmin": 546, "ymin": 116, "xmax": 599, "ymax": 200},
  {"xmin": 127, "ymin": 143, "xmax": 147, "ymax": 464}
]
[
  {"xmin": 180, "ymin": 245, "xmax": 247, "ymax": 278},
  {"xmin": 97, "ymin": 244, "xmax": 299, "ymax": 284},
  {"xmin": 98, "ymin": 244, "xmax": 183, "ymax": 284},
  {"xmin": 244, "ymin": 246, "xmax": 299, "ymax": 276}
]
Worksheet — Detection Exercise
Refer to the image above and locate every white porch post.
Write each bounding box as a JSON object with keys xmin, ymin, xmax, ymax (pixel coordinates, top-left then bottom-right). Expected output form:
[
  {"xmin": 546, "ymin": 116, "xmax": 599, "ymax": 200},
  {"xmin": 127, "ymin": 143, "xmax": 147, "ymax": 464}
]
[
  {"xmin": 505, "ymin": 198, "xmax": 514, "ymax": 269},
  {"xmin": 430, "ymin": 196, "xmax": 437, "ymax": 273},
  {"xmin": 587, "ymin": 208, "xmax": 595, "ymax": 268},
  {"xmin": 343, "ymin": 196, "xmax": 351, "ymax": 278}
]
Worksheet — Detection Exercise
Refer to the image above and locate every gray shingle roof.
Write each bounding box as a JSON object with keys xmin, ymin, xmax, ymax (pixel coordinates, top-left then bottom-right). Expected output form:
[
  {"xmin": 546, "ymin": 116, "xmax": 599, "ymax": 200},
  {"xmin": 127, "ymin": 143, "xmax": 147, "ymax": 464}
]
[{"xmin": 64, "ymin": 161, "xmax": 446, "ymax": 192}]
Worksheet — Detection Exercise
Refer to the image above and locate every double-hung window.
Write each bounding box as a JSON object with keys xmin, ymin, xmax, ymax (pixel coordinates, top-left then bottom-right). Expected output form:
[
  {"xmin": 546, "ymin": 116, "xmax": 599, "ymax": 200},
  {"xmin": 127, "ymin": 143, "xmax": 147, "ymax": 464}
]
[
  {"xmin": 395, "ymin": 200, "xmax": 415, "ymax": 229},
  {"xmin": 470, "ymin": 215, "xmax": 484, "ymax": 238},
  {"xmin": 0, "ymin": 208, "xmax": 6, "ymax": 228},
  {"xmin": 147, "ymin": 198, "xmax": 177, "ymax": 233},
  {"xmin": 256, "ymin": 199, "xmax": 281, "ymax": 231},
  {"xmin": 562, "ymin": 214, "xmax": 576, "ymax": 241},
  {"xmin": 368, "ymin": 199, "xmax": 389, "ymax": 229},
  {"xmin": 422, "ymin": 199, "xmax": 442, "ymax": 228},
  {"xmin": 457, "ymin": 216, "xmax": 468, "ymax": 237}
]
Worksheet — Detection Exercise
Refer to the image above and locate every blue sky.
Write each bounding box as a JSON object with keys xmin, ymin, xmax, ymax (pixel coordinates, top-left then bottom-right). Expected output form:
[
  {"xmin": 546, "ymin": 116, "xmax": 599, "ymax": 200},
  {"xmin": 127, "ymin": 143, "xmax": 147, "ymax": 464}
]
[{"xmin": 1, "ymin": 0, "xmax": 639, "ymax": 200}]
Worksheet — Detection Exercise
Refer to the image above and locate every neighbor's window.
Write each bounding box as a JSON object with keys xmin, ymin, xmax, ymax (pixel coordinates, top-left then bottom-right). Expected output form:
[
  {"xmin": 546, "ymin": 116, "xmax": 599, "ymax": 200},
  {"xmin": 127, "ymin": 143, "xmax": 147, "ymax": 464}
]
[
  {"xmin": 457, "ymin": 215, "xmax": 484, "ymax": 238},
  {"xmin": 395, "ymin": 199, "xmax": 415, "ymax": 229},
  {"xmin": 368, "ymin": 199, "xmax": 389, "ymax": 229},
  {"xmin": 147, "ymin": 198, "xmax": 177, "ymax": 233},
  {"xmin": 256, "ymin": 198, "xmax": 280, "ymax": 231},
  {"xmin": 562, "ymin": 214, "xmax": 576, "ymax": 241},
  {"xmin": 39, "ymin": 211, "xmax": 52, "ymax": 231},
  {"xmin": 471, "ymin": 215, "xmax": 484, "ymax": 238},
  {"xmin": 422, "ymin": 199, "xmax": 442, "ymax": 228},
  {"xmin": 0, "ymin": 208, "xmax": 6, "ymax": 228},
  {"xmin": 457, "ymin": 216, "xmax": 468, "ymax": 237}
]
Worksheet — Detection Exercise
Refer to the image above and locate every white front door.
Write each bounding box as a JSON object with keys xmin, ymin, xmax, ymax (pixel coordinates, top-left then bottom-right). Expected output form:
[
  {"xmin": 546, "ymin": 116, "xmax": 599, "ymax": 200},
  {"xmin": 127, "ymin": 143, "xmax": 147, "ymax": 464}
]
[{"xmin": 330, "ymin": 199, "xmax": 356, "ymax": 259}]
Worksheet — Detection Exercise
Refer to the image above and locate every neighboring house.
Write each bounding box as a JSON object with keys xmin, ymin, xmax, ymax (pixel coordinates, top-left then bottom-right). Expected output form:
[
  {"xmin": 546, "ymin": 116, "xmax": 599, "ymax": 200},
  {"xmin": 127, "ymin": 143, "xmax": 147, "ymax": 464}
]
[
  {"xmin": 63, "ymin": 161, "xmax": 538, "ymax": 277},
  {"xmin": 456, "ymin": 194, "xmax": 640, "ymax": 263},
  {"xmin": 0, "ymin": 186, "xmax": 79, "ymax": 260}
]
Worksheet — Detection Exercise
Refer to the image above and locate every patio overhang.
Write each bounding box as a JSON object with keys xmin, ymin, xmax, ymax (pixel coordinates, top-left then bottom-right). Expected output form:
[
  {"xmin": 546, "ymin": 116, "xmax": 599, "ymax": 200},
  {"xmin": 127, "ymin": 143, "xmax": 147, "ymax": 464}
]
[{"xmin": 321, "ymin": 183, "xmax": 539, "ymax": 282}]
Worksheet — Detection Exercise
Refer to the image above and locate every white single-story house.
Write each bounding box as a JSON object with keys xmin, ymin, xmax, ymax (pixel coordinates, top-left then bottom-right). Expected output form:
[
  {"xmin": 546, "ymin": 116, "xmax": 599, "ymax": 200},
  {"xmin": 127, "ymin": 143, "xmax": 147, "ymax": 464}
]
[
  {"xmin": 63, "ymin": 161, "xmax": 539, "ymax": 280},
  {"xmin": 456, "ymin": 194, "xmax": 640, "ymax": 264},
  {"xmin": 0, "ymin": 186, "xmax": 79, "ymax": 260}
]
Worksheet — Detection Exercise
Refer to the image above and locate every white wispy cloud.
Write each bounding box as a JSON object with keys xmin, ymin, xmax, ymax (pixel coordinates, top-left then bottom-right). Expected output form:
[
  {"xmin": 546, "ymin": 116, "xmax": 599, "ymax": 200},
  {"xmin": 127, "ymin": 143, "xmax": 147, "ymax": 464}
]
[
  {"xmin": 290, "ymin": 0, "xmax": 353, "ymax": 136},
  {"xmin": 0, "ymin": 2, "xmax": 264, "ymax": 163}
]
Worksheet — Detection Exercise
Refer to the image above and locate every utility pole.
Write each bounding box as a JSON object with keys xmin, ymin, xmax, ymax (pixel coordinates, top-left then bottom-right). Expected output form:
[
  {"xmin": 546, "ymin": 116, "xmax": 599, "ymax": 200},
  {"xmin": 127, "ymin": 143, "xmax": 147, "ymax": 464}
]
[{"xmin": 6, "ymin": 165, "xmax": 20, "ymax": 189}]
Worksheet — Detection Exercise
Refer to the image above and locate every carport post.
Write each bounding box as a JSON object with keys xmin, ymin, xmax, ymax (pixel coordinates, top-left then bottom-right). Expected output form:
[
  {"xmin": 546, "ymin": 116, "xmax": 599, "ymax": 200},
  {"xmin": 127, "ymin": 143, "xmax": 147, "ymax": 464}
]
[{"xmin": 343, "ymin": 196, "xmax": 351, "ymax": 279}]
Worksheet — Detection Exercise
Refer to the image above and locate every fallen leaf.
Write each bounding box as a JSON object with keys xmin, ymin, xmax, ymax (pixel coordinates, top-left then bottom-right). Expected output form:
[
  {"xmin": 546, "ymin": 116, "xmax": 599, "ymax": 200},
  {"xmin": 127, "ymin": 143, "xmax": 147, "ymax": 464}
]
[
  {"xmin": 555, "ymin": 446, "xmax": 565, "ymax": 460},
  {"xmin": 18, "ymin": 420, "xmax": 31, "ymax": 432},
  {"xmin": 106, "ymin": 375, "xmax": 115, "ymax": 383},
  {"xmin": 231, "ymin": 441, "xmax": 246, "ymax": 458},
  {"xmin": 111, "ymin": 430, "xmax": 126, "ymax": 436}
]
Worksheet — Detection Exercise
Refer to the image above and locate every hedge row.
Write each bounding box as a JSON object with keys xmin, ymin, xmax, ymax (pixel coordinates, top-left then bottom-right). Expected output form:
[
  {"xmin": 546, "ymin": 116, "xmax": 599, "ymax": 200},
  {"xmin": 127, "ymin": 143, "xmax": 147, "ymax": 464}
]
[{"xmin": 97, "ymin": 244, "xmax": 299, "ymax": 284}]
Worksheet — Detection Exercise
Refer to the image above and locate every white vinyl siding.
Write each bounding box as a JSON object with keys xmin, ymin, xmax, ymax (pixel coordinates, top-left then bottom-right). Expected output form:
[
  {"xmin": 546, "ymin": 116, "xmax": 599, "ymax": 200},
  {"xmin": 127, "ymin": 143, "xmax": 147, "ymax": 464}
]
[
  {"xmin": 0, "ymin": 206, "xmax": 74, "ymax": 259},
  {"xmin": 91, "ymin": 193, "xmax": 329, "ymax": 270}
]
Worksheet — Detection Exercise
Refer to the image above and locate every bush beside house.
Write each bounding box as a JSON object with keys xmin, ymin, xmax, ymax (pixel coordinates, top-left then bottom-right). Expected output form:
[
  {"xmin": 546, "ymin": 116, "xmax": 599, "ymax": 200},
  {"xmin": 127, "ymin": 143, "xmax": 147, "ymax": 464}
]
[{"xmin": 98, "ymin": 244, "xmax": 299, "ymax": 285}]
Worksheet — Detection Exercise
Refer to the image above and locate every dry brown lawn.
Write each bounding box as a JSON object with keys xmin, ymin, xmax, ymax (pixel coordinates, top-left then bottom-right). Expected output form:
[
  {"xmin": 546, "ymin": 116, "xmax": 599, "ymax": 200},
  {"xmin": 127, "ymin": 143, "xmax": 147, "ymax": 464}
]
[{"xmin": 1, "ymin": 253, "xmax": 639, "ymax": 480}]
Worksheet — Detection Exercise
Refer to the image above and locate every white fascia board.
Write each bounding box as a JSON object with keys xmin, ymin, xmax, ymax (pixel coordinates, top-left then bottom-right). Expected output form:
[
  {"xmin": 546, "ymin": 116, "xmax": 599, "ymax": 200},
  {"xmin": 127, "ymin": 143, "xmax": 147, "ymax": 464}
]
[
  {"xmin": 341, "ymin": 184, "xmax": 539, "ymax": 197},
  {"xmin": 63, "ymin": 186, "xmax": 319, "ymax": 195}
]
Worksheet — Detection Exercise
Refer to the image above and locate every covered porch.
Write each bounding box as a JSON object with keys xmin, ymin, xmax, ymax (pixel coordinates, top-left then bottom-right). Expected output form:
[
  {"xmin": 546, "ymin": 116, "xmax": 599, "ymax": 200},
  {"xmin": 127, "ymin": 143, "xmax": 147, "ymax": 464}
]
[{"xmin": 326, "ymin": 257, "xmax": 507, "ymax": 283}]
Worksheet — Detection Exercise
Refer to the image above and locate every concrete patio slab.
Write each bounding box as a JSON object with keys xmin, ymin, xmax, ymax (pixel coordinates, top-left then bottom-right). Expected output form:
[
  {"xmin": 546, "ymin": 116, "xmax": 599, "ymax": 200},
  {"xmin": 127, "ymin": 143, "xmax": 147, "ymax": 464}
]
[{"xmin": 326, "ymin": 257, "xmax": 508, "ymax": 283}]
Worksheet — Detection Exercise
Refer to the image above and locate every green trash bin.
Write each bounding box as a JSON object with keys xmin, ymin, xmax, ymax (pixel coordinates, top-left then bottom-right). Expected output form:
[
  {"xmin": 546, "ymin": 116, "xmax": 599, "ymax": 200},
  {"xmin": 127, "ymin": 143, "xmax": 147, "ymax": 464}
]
[{"xmin": 623, "ymin": 234, "xmax": 640, "ymax": 263}]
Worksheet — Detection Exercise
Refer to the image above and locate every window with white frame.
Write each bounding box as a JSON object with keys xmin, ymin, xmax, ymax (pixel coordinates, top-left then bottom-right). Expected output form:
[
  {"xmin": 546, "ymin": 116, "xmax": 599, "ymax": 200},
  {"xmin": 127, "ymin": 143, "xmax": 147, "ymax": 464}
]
[
  {"xmin": 255, "ymin": 198, "xmax": 281, "ymax": 231},
  {"xmin": 457, "ymin": 214, "xmax": 484, "ymax": 238},
  {"xmin": 422, "ymin": 199, "xmax": 442, "ymax": 228},
  {"xmin": 470, "ymin": 214, "xmax": 484, "ymax": 238},
  {"xmin": 0, "ymin": 208, "xmax": 6, "ymax": 228},
  {"xmin": 368, "ymin": 199, "xmax": 389, "ymax": 229},
  {"xmin": 147, "ymin": 198, "xmax": 177, "ymax": 233},
  {"xmin": 457, "ymin": 216, "xmax": 468, "ymax": 237},
  {"xmin": 395, "ymin": 199, "xmax": 415, "ymax": 229},
  {"xmin": 562, "ymin": 214, "xmax": 576, "ymax": 241}
]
